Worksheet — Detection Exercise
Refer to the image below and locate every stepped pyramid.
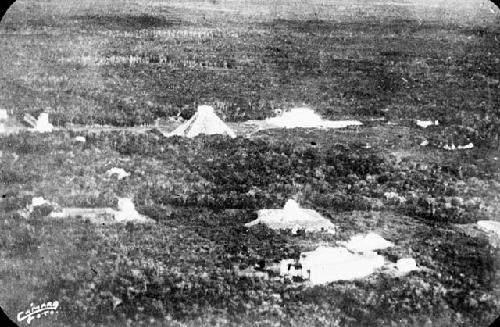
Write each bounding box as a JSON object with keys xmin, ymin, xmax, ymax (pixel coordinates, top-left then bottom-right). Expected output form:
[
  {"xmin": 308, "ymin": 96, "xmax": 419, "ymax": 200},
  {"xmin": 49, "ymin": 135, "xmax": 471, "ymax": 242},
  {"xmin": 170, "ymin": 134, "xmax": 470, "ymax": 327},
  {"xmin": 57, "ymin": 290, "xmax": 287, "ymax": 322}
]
[{"xmin": 166, "ymin": 105, "xmax": 236, "ymax": 138}]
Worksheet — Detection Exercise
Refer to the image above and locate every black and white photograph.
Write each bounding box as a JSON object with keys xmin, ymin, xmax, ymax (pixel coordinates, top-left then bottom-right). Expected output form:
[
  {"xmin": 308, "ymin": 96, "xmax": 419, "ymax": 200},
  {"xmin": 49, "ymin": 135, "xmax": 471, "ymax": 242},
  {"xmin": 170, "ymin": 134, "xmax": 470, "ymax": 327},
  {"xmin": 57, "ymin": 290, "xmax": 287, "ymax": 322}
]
[{"xmin": 0, "ymin": 0, "xmax": 499, "ymax": 326}]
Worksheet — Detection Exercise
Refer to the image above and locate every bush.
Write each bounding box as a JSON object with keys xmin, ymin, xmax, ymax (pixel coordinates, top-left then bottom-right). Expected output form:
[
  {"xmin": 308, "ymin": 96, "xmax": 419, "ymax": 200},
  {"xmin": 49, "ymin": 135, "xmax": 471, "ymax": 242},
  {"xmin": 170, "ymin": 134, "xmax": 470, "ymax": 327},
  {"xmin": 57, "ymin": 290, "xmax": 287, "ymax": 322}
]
[{"xmin": 4, "ymin": 223, "xmax": 42, "ymax": 258}]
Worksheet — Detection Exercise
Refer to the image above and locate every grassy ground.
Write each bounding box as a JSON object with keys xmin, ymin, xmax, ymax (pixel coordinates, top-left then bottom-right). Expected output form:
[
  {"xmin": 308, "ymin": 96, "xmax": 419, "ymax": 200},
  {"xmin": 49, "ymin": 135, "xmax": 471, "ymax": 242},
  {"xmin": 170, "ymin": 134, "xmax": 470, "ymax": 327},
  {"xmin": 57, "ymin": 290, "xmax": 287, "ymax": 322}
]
[
  {"xmin": 1, "ymin": 0, "xmax": 500, "ymax": 326},
  {"xmin": 1, "ymin": 1, "xmax": 499, "ymax": 135},
  {"xmin": 1, "ymin": 128, "xmax": 499, "ymax": 326}
]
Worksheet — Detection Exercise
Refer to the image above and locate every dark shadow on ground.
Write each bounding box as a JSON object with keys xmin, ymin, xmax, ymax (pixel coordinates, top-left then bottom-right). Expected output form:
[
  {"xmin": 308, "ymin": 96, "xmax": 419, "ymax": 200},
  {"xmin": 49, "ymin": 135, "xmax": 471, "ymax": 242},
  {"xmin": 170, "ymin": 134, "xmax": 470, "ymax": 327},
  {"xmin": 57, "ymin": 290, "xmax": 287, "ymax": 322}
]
[
  {"xmin": 259, "ymin": 18, "xmax": 460, "ymax": 34},
  {"xmin": 67, "ymin": 14, "xmax": 184, "ymax": 30}
]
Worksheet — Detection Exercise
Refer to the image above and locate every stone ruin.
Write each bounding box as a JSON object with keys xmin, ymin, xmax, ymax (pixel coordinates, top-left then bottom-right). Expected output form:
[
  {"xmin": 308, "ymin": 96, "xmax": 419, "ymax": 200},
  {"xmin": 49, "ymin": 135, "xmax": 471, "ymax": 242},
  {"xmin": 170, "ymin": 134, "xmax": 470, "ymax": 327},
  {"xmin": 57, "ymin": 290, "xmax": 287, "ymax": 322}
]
[
  {"xmin": 277, "ymin": 232, "xmax": 419, "ymax": 285},
  {"xmin": 166, "ymin": 105, "xmax": 236, "ymax": 138},
  {"xmin": 245, "ymin": 199, "xmax": 337, "ymax": 234},
  {"xmin": 246, "ymin": 107, "xmax": 363, "ymax": 130}
]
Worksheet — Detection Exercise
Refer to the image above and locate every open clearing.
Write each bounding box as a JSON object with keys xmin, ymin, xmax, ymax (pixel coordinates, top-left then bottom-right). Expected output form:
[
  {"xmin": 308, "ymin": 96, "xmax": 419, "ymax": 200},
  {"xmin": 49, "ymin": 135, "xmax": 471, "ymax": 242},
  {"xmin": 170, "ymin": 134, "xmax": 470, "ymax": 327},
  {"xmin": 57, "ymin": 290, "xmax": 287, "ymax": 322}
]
[{"xmin": 1, "ymin": 0, "xmax": 500, "ymax": 326}]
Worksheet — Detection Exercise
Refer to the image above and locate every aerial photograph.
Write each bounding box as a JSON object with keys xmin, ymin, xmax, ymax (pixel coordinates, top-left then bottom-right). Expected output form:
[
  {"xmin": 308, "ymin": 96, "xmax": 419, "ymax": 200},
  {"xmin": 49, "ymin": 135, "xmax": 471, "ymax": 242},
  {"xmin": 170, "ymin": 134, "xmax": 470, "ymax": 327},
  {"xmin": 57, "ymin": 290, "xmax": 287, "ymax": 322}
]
[{"xmin": 0, "ymin": 0, "xmax": 499, "ymax": 326}]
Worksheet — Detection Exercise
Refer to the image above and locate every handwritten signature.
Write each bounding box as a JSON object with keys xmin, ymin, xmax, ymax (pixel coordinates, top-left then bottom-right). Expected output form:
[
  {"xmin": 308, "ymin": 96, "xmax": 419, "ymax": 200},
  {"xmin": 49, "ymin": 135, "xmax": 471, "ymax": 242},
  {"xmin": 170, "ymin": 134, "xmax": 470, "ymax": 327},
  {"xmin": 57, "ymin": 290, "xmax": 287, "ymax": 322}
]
[{"xmin": 17, "ymin": 301, "xmax": 59, "ymax": 325}]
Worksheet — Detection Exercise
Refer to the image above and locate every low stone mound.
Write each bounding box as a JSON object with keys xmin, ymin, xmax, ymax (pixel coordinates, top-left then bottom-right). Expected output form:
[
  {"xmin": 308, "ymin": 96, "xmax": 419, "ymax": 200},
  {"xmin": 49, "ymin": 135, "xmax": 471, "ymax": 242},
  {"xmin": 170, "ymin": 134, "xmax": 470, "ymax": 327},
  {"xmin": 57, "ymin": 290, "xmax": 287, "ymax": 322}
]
[
  {"xmin": 105, "ymin": 167, "xmax": 130, "ymax": 180},
  {"xmin": 477, "ymin": 220, "xmax": 500, "ymax": 237},
  {"xmin": 342, "ymin": 232, "xmax": 394, "ymax": 253},
  {"xmin": 0, "ymin": 109, "xmax": 7, "ymax": 134},
  {"xmin": 0, "ymin": 109, "xmax": 7, "ymax": 121},
  {"xmin": 396, "ymin": 258, "xmax": 419, "ymax": 273},
  {"xmin": 262, "ymin": 107, "xmax": 363, "ymax": 129},
  {"xmin": 415, "ymin": 119, "xmax": 439, "ymax": 128},
  {"xmin": 0, "ymin": 109, "xmax": 27, "ymax": 135}
]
